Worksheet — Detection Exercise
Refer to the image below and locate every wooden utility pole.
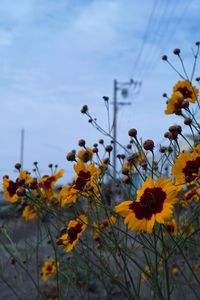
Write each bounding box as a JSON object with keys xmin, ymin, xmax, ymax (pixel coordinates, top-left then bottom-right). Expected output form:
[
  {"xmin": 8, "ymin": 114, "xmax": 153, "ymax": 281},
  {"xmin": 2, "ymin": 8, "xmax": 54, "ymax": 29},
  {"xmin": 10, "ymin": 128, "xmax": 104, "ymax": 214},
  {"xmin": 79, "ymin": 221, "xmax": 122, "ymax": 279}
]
[
  {"xmin": 20, "ymin": 129, "xmax": 25, "ymax": 168},
  {"xmin": 112, "ymin": 79, "xmax": 142, "ymax": 179}
]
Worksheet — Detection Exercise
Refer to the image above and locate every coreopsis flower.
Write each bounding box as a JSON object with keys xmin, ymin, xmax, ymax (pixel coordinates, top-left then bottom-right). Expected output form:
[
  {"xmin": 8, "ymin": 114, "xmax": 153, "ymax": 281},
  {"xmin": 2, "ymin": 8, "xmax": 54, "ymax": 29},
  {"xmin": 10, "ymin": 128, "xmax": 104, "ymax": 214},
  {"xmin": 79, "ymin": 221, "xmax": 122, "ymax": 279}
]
[
  {"xmin": 2, "ymin": 171, "xmax": 32, "ymax": 202},
  {"xmin": 184, "ymin": 187, "xmax": 200, "ymax": 202},
  {"xmin": 77, "ymin": 147, "xmax": 93, "ymax": 163},
  {"xmin": 173, "ymin": 80, "xmax": 198, "ymax": 103},
  {"xmin": 171, "ymin": 264, "xmax": 179, "ymax": 276},
  {"xmin": 164, "ymin": 218, "xmax": 177, "ymax": 235},
  {"xmin": 115, "ymin": 177, "xmax": 178, "ymax": 233},
  {"xmin": 38, "ymin": 169, "xmax": 64, "ymax": 197},
  {"xmin": 41, "ymin": 258, "xmax": 58, "ymax": 282},
  {"xmin": 141, "ymin": 265, "xmax": 151, "ymax": 281},
  {"xmin": 60, "ymin": 160, "xmax": 100, "ymax": 206},
  {"xmin": 92, "ymin": 216, "xmax": 116, "ymax": 240},
  {"xmin": 22, "ymin": 205, "xmax": 37, "ymax": 221},
  {"xmin": 58, "ymin": 215, "xmax": 87, "ymax": 252},
  {"xmin": 165, "ymin": 91, "xmax": 184, "ymax": 115},
  {"xmin": 172, "ymin": 147, "xmax": 200, "ymax": 185}
]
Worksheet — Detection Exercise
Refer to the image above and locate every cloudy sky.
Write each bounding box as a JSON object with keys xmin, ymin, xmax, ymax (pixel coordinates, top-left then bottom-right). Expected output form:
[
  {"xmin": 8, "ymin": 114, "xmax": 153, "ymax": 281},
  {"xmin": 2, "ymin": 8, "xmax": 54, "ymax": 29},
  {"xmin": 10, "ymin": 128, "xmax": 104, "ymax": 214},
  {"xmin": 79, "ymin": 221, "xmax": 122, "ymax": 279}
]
[{"xmin": 0, "ymin": 0, "xmax": 200, "ymax": 183}]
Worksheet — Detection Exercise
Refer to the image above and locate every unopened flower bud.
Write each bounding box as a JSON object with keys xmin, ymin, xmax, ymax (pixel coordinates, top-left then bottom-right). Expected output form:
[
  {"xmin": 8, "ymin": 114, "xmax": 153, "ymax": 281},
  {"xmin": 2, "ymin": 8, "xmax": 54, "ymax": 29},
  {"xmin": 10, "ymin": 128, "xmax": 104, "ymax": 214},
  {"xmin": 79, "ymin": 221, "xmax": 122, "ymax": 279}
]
[
  {"xmin": 29, "ymin": 178, "xmax": 38, "ymax": 189},
  {"xmin": 173, "ymin": 48, "xmax": 180, "ymax": 55},
  {"xmin": 160, "ymin": 146, "xmax": 167, "ymax": 153},
  {"xmin": 162, "ymin": 55, "xmax": 168, "ymax": 61},
  {"xmin": 81, "ymin": 105, "xmax": 88, "ymax": 114},
  {"xmin": 48, "ymin": 163, "xmax": 53, "ymax": 168},
  {"xmin": 66, "ymin": 151, "xmax": 76, "ymax": 161},
  {"xmin": 143, "ymin": 139, "xmax": 154, "ymax": 151},
  {"xmin": 78, "ymin": 139, "xmax": 86, "ymax": 147},
  {"xmin": 15, "ymin": 163, "xmax": 21, "ymax": 170},
  {"xmin": 102, "ymin": 157, "xmax": 110, "ymax": 164},
  {"xmin": 169, "ymin": 125, "xmax": 182, "ymax": 135},
  {"xmin": 16, "ymin": 186, "xmax": 26, "ymax": 197},
  {"xmin": 196, "ymin": 41, "xmax": 200, "ymax": 46},
  {"xmin": 127, "ymin": 144, "xmax": 132, "ymax": 149},
  {"xmin": 102, "ymin": 96, "xmax": 109, "ymax": 101},
  {"xmin": 196, "ymin": 76, "xmax": 200, "ymax": 82},
  {"xmin": 99, "ymin": 139, "xmax": 104, "ymax": 144},
  {"xmin": 92, "ymin": 147, "xmax": 98, "ymax": 153},
  {"xmin": 120, "ymin": 154, "xmax": 125, "ymax": 160},
  {"xmin": 105, "ymin": 145, "xmax": 113, "ymax": 153},
  {"xmin": 184, "ymin": 118, "xmax": 192, "ymax": 125},
  {"xmin": 128, "ymin": 128, "xmax": 137, "ymax": 138}
]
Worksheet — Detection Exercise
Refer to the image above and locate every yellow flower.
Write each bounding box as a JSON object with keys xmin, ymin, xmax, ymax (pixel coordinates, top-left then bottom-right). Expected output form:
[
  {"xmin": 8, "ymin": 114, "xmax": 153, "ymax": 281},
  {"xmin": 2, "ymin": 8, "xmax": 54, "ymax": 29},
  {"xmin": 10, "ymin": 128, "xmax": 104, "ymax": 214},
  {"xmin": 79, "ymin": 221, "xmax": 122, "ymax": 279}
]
[
  {"xmin": 41, "ymin": 258, "xmax": 58, "ymax": 282},
  {"xmin": 2, "ymin": 171, "xmax": 32, "ymax": 202},
  {"xmin": 184, "ymin": 187, "xmax": 200, "ymax": 202},
  {"xmin": 38, "ymin": 169, "xmax": 64, "ymax": 196},
  {"xmin": 164, "ymin": 218, "xmax": 177, "ymax": 235},
  {"xmin": 115, "ymin": 177, "xmax": 178, "ymax": 233},
  {"xmin": 3, "ymin": 177, "xmax": 19, "ymax": 202},
  {"xmin": 77, "ymin": 147, "xmax": 93, "ymax": 163},
  {"xmin": 22, "ymin": 205, "xmax": 37, "ymax": 221},
  {"xmin": 58, "ymin": 215, "xmax": 87, "ymax": 252},
  {"xmin": 171, "ymin": 264, "xmax": 179, "ymax": 276},
  {"xmin": 173, "ymin": 80, "xmax": 198, "ymax": 103},
  {"xmin": 92, "ymin": 216, "xmax": 116, "ymax": 240},
  {"xmin": 141, "ymin": 265, "xmax": 150, "ymax": 281},
  {"xmin": 172, "ymin": 149, "xmax": 200, "ymax": 185},
  {"xmin": 165, "ymin": 91, "xmax": 184, "ymax": 115},
  {"xmin": 60, "ymin": 160, "xmax": 100, "ymax": 206}
]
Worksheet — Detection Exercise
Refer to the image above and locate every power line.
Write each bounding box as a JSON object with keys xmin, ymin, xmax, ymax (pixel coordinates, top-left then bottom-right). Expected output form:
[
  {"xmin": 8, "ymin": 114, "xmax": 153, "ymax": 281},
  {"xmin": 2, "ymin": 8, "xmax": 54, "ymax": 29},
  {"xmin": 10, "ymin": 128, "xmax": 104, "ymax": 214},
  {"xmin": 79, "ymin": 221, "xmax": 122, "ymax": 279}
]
[
  {"xmin": 140, "ymin": 0, "xmax": 192, "ymax": 80},
  {"xmin": 129, "ymin": 0, "xmax": 161, "ymax": 78},
  {"xmin": 133, "ymin": 0, "xmax": 178, "ymax": 80}
]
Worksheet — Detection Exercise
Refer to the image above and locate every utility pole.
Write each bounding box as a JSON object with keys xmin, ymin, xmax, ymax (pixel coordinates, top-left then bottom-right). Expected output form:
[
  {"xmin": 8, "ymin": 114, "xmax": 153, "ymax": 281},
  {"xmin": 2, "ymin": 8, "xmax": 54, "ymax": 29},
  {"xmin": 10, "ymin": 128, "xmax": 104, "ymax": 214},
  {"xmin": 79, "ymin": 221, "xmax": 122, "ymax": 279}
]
[
  {"xmin": 112, "ymin": 79, "xmax": 142, "ymax": 179},
  {"xmin": 20, "ymin": 128, "xmax": 25, "ymax": 169},
  {"xmin": 113, "ymin": 80, "xmax": 118, "ymax": 180}
]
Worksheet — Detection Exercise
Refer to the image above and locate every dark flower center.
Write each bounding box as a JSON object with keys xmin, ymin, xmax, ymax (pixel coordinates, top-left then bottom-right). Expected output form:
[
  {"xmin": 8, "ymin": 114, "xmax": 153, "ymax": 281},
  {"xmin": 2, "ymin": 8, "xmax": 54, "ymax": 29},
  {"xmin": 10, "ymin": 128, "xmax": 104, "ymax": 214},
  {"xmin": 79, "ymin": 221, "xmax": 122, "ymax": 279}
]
[
  {"xmin": 165, "ymin": 224, "xmax": 175, "ymax": 233},
  {"xmin": 7, "ymin": 180, "xmax": 19, "ymax": 197},
  {"xmin": 177, "ymin": 87, "xmax": 193, "ymax": 99},
  {"xmin": 43, "ymin": 175, "xmax": 56, "ymax": 190},
  {"xmin": 68, "ymin": 223, "xmax": 83, "ymax": 244},
  {"xmin": 129, "ymin": 187, "xmax": 166, "ymax": 220},
  {"xmin": 46, "ymin": 265, "xmax": 53, "ymax": 272},
  {"xmin": 74, "ymin": 171, "xmax": 91, "ymax": 191},
  {"xmin": 182, "ymin": 157, "xmax": 200, "ymax": 181}
]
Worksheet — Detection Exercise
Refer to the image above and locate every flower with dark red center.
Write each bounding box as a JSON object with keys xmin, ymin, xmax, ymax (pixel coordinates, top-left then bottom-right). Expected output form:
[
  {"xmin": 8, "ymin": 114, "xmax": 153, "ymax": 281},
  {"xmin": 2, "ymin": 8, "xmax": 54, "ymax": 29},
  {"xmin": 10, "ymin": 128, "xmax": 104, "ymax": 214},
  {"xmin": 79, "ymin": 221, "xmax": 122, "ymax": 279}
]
[
  {"xmin": 60, "ymin": 160, "xmax": 100, "ymax": 206},
  {"xmin": 38, "ymin": 169, "xmax": 64, "ymax": 196},
  {"xmin": 172, "ymin": 145, "xmax": 200, "ymax": 185},
  {"xmin": 115, "ymin": 177, "xmax": 178, "ymax": 233},
  {"xmin": 173, "ymin": 80, "xmax": 198, "ymax": 103},
  {"xmin": 59, "ymin": 215, "xmax": 87, "ymax": 252},
  {"xmin": 68, "ymin": 223, "xmax": 83, "ymax": 244},
  {"xmin": 74, "ymin": 171, "xmax": 91, "ymax": 191},
  {"xmin": 3, "ymin": 170, "xmax": 33, "ymax": 202},
  {"xmin": 41, "ymin": 258, "xmax": 58, "ymax": 282}
]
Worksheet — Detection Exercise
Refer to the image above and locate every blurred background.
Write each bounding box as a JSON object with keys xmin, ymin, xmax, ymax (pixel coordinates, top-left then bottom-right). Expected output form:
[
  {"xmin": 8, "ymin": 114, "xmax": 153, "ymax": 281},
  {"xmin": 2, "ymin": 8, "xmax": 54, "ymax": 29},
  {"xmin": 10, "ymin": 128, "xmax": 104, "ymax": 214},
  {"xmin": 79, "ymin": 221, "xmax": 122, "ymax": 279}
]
[{"xmin": 0, "ymin": 0, "xmax": 200, "ymax": 184}]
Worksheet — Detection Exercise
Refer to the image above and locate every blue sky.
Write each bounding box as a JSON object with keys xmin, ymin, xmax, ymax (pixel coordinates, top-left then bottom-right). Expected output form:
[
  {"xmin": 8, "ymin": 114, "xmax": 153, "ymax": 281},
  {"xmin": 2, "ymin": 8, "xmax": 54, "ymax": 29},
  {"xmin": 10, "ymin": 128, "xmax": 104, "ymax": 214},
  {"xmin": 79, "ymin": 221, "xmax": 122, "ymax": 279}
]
[{"xmin": 0, "ymin": 0, "xmax": 200, "ymax": 183}]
